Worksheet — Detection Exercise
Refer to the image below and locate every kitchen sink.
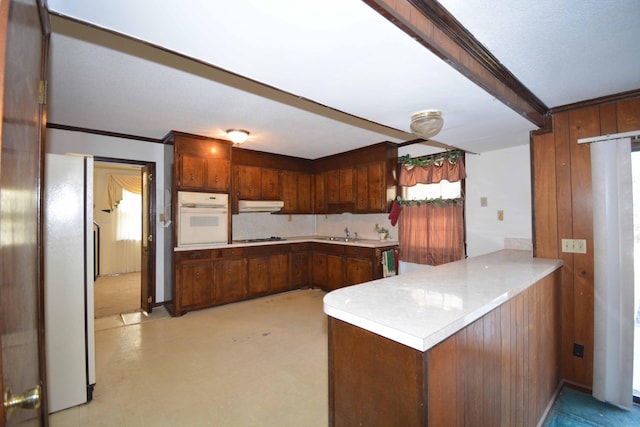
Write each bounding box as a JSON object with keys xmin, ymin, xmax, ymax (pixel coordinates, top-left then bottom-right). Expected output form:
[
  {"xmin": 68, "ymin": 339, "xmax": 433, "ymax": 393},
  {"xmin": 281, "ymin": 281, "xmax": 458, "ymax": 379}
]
[{"xmin": 320, "ymin": 236, "xmax": 355, "ymax": 242}]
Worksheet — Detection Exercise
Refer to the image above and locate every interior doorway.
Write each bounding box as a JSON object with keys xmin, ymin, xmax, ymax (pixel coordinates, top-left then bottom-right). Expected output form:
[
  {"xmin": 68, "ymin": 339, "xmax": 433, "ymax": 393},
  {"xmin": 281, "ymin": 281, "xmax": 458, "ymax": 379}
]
[{"xmin": 93, "ymin": 158, "xmax": 156, "ymax": 319}]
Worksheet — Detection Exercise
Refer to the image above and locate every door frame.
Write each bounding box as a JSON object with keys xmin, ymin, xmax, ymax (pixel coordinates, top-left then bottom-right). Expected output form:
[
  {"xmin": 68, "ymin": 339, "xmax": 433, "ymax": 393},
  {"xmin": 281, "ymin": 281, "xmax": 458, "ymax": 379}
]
[{"xmin": 94, "ymin": 157, "xmax": 157, "ymax": 311}]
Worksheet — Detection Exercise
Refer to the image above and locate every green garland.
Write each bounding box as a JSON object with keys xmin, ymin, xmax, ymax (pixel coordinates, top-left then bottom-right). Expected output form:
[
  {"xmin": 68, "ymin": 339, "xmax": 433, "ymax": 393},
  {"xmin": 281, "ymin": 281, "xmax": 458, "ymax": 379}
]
[
  {"xmin": 395, "ymin": 196, "xmax": 463, "ymax": 208},
  {"xmin": 397, "ymin": 150, "xmax": 462, "ymax": 167}
]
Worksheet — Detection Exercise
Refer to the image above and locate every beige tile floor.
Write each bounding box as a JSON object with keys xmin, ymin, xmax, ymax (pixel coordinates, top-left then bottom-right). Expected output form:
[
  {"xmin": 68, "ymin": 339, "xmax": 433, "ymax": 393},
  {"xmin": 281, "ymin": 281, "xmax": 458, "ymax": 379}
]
[{"xmin": 50, "ymin": 289, "xmax": 329, "ymax": 427}]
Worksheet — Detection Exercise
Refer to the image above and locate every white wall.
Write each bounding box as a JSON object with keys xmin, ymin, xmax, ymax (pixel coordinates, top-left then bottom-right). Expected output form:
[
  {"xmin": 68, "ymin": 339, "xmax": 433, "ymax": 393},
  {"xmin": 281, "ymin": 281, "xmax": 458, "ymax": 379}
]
[
  {"xmin": 46, "ymin": 128, "xmax": 167, "ymax": 301},
  {"xmin": 465, "ymin": 144, "xmax": 532, "ymax": 256},
  {"xmin": 398, "ymin": 141, "xmax": 533, "ymax": 265}
]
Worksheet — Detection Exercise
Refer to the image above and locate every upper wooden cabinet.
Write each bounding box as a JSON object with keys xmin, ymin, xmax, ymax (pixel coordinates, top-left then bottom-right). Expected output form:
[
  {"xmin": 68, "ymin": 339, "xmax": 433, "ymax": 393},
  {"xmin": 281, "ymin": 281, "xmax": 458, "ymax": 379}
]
[
  {"xmin": 356, "ymin": 162, "xmax": 385, "ymax": 212},
  {"xmin": 232, "ymin": 147, "xmax": 314, "ymax": 214},
  {"xmin": 166, "ymin": 131, "xmax": 232, "ymax": 192},
  {"xmin": 315, "ymin": 142, "xmax": 397, "ymax": 214},
  {"xmin": 281, "ymin": 171, "xmax": 313, "ymax": 214}
]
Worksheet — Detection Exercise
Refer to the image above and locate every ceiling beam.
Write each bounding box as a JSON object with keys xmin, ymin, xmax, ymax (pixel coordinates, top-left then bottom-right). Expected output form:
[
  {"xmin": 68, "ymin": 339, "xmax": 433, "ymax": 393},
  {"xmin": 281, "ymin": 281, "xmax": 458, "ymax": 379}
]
[{"xmin": 363, "ymin": 0, "xmax": 550, "ymax": 130}]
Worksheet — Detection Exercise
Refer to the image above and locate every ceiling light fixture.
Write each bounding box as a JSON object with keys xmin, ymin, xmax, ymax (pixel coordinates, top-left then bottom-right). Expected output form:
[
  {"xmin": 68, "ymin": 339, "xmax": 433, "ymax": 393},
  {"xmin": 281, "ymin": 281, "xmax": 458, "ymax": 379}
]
[
  {"xmin": 226, "ymin": 129, "xmax": 250, "ymax": 144},
  {"xmin": 410, "ymin": 109, "xmax": 444, "ymax": 139}
]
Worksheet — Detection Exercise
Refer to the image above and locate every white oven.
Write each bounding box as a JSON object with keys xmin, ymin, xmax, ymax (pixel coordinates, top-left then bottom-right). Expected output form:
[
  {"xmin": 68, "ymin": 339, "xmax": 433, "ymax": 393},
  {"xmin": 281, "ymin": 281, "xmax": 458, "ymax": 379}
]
[{"xmin": 177, "ymin": 191, "xmax": 229, "ymax": 247}]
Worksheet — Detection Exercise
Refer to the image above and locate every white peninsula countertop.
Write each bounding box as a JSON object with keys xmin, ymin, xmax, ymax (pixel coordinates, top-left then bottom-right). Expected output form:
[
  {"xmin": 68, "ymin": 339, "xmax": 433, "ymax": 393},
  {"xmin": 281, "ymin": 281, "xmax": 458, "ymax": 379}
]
[{"xmin": 323, "ymin": 249, "xmax": 563, "ymax": 352}]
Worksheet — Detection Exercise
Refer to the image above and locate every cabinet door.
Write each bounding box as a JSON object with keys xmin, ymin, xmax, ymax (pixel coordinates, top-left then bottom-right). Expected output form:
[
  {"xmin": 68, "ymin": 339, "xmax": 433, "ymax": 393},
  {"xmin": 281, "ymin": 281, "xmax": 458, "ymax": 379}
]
[
  {"xmin": 297, "ymin": 173, "xmax": 313, "ymax": 213},
  {"xmin": 345, "ymin": 257, "xmax": 373, "ymax": 286},
  {"xmin": 355, "ymin": 164, "xmax": 369, "ymax": 212},
  {"xmin": 270, "ymin": 253, "xmax": 289, "ymax": 293},
  {"xmin": 327, "ymin": 254, "xmax": 344, "ymax": 291},
  {"xmin": 214, "ymin": 258, "xmax": 248, "ymax": 304},
  {"xmin": 281, "ymin": 170, "xmax": 298, "ymax": 213},
  {"xmin": 206, "ymin": 158, "xmax": 230, "ymax": 191},
  {"xmin": 367, "ymin": 162, "xmax": 385, "ymax": 212},
  {"xmin": 179, "ymin": 154, "xmax": 206, "ymax": 189},
  {"xmin": 326, "ymin": 170, "xmax": 340, "ymax": 204},
  {"xmin": 314, "ymin": 173, "xmax": 327, "ymax": 213},
  {"xmin": 290, "ymin": 251, "xmax": 309, "ymax": 289},
  {"xmin": 180, "ymin": 261, "xmax": 212, "ymax": 309},
  {"xmin": 261, "ymin": 168, "xmax": 280, "ymax": 200},
  {"xmin": 339, "ymin": 167, "xmax": 354, "ymax": 203},
  {"xmin": 248, "ymin": 257, "xmax": 270, "ymax": 297},
  {"xmin": 235, "ymin": 165, "xmax": 261, "ymax": 199},
  {"xmin": 311, "ymin": 252, "xmax": 328, "ymax": 289}
]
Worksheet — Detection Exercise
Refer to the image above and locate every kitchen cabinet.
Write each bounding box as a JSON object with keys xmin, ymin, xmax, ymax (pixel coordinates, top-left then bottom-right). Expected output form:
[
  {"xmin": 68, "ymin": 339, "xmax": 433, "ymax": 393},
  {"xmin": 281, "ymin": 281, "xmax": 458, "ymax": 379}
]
[
  {"xmin": 175, "ymin": 249, "xmax": 216, "ymax": 314},
  {"xmin": 172, "ymin": 241, "xmax": 398, "ymax": 316},
  {"xmin": 314, "ymin": 173, "xmax": 327, "ymax": 213},
  {"xmin": 173, "ymin": 247, "xmax": 246, "ymax": 315},
  {"xmin": 260, "ymin": 168, "xmax": 280, "ymax": 200},
  {"xmin": 281, "ymin": 171, "xmax": 313, "ymax": 214},
  {"xmin": 356, "ymin": 162, "xmax": 385, "ymax": 213},
  {"xmin": 326, "ymin": 169, "xmax": 340, "ymax": 204},
  {"xmin": 234, "ymin": 165, "xmax": 262, "ymax": 199},
  {"xmin": 214, "ymin": 256, "xmax": 247, "ymax": 305},
  {"xmin": 170, "ymin": 132, "xmax": 231, "ymax": 192},
  {"xmin": 312, "ymin": 243, "xmax": 346, "ymax": 292},
  {"xmin": 339, "ymin": 167, "xmax": 354, "ymax": 204},
  {"xmin": 246, "ymin": 245, "xmax": 289, "ymax": 297},
  {"xmin": 344, "ymin": 246, "xmax": 374, "ymax": 286},
  {"xmin": 290, "ymin": 243, "xmax": 310, "ymax": 288},
  {"xmin": 311, "ymin": 243, "xmax": 397, "ymax": 291},
  {"xmin": 314, "ymin": 142, "xmax": 398, "ymax": 214}
]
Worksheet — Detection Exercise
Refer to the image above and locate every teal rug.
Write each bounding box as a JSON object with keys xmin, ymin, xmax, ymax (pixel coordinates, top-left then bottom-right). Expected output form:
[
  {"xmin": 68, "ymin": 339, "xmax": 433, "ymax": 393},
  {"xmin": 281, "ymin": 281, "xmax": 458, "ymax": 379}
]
[{"xmin": 545, "ymin": 387, "xmax": 640, "ymax": 426}]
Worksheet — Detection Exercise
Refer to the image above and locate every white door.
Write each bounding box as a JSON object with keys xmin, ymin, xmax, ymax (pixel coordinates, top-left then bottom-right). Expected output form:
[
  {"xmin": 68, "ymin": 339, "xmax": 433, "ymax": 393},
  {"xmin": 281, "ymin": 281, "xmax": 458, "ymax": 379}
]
[{"xmin": 44, "ymin": 153, "xmax": 95, "ymax": 412}]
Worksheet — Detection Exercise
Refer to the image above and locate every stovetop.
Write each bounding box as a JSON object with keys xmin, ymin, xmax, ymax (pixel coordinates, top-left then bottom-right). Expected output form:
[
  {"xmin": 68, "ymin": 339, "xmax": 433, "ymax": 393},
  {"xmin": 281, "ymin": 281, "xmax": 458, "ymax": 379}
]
[{"xmin": 238, "ymin": 236, "xmax": 287, "ymax": 243}]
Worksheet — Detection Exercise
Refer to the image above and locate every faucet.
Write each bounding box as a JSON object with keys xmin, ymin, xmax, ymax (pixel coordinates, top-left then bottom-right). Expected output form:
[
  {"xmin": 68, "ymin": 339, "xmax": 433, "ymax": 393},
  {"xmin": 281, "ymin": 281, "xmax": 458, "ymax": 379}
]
[{"xmin": 344, "ymin": 227, "xmax": 350, "ymax": 239}]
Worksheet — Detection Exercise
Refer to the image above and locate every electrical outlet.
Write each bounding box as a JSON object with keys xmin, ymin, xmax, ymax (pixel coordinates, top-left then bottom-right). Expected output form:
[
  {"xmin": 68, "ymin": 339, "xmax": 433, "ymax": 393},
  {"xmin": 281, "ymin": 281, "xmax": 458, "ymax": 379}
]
[
  {"xmin": 573, "ymin": 343, "xmax": 584, "ymax": 358},
  {"xmin": 480, "ymin": 197, "xmax": 488, "ymax": 207},
  {"xmin": 497, "ymin": 210, "xmax": 504, "ymax": 221}
]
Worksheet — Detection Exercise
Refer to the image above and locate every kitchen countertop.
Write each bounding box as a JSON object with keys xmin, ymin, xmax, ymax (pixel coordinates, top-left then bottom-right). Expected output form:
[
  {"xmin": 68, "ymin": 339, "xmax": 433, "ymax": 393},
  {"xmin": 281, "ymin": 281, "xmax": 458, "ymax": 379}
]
[
  {"xmin": 323, "ymin": 249, "xmax": 563, "ymax": 352},
  {"xmin": 174, "ymin": 236, "xmax": 399, "ymax": 251}
]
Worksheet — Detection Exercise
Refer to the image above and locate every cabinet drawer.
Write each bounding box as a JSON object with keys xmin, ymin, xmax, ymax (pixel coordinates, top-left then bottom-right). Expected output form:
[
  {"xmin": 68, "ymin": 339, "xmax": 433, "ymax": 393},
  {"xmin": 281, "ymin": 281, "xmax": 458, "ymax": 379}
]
[
  {"xmin": 290, "ymin": 243, "xmax": 310, "ymax": 252},
  {"xmin": 344, "ymin": 246, "xmax": 374, "ymax": 258},
  {"xmin": 219, "ymin": 247, "xmax": 245, "ymax": 258},
  {"xmin": 176, "ymin": 250, "xmax": 216, "ymax": 262}
]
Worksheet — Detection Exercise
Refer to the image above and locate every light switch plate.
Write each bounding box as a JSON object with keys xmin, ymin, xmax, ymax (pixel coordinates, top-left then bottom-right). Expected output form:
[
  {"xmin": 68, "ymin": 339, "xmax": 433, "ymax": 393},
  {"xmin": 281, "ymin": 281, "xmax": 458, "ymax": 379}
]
[{"xmin": 561, "ymin": 238, "xmax": 587, "ymax": 254}]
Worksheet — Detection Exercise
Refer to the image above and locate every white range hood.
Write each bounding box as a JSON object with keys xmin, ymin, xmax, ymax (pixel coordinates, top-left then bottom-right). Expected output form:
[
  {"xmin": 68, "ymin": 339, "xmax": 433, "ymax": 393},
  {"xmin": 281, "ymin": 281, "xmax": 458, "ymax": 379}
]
[{"xmin": 238, "ymin": 200, "xmax": 284, "ymax": 213}]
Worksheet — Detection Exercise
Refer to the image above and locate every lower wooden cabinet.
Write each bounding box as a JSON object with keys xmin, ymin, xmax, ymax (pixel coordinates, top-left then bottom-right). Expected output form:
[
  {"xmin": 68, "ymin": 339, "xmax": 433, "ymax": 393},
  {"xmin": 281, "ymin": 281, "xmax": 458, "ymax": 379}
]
[{"xmin": 173, "ymin": 242, "xmax": 398, "ymax": 315}]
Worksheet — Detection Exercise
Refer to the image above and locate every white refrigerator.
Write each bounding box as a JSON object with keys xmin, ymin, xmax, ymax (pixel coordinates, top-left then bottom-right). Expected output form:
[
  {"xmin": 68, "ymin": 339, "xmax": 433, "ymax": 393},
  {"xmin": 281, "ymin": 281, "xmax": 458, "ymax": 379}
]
[{"xmin": 44, "ymin": 153, "xmax": 96, "ymax": 413}]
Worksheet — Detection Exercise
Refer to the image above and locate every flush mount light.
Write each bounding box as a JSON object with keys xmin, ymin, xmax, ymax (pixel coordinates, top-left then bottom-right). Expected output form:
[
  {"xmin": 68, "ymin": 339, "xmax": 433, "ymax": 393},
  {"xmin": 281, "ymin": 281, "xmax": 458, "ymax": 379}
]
[
  {"xmin": 226, "ymin": 129, "xmax": 250, "ymax": 144},
  {"xmin": 410, "ymin": 109, "xmax": 444, "ymax": 139}
]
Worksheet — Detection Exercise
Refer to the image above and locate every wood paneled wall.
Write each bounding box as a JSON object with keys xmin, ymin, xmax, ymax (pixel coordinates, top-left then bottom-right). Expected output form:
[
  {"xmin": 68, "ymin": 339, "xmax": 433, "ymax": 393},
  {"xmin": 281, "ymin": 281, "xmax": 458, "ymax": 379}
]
[
  {"xmin": 427, "ymin": 270, "xmax": 561, "ymax": 426},
  {"xmin": 531, "ymin": 96, "xmax": 640, "ymax": 388}
]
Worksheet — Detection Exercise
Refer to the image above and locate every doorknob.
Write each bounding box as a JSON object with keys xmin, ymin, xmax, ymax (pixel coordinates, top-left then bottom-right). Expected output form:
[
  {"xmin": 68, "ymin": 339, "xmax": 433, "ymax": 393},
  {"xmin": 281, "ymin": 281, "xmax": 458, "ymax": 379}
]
[{"xmin": 4, "ymin": 385, "xmax": 41, "ymax": 419}]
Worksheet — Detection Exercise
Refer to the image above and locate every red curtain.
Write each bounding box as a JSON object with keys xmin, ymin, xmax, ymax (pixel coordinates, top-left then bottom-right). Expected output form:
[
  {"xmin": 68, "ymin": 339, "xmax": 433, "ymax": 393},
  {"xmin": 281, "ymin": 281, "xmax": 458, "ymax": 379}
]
[
  {"xmin": 398, "ymin": 203, "xmax": 465, "ymax": 266},
  {"xmin": 397, "ymin": 153, "xmax": 465, "ymax": 266}
]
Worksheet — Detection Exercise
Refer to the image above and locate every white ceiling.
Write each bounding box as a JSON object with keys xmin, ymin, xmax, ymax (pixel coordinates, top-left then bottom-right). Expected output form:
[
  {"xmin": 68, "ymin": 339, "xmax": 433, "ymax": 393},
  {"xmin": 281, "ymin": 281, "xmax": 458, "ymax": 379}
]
[{"xmin": 46, "ymin": 0, "xmax": 640, "ymax": 159}]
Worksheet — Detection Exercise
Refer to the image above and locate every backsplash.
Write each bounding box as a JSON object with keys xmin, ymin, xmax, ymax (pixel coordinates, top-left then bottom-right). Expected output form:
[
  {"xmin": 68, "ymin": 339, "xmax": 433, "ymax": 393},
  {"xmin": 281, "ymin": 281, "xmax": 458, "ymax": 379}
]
[
  {"xmin": 232, "ymin": 213, "xmax": 314, "ymax": 240},
  {"xmin": 231, "ymin": 212, "xmax": 395, "ymax": 241}
]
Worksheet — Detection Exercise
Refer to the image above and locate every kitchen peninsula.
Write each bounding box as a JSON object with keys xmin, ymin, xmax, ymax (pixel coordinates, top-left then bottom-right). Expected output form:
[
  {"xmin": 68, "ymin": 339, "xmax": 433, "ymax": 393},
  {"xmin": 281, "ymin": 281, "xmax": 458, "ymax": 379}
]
[{"xmin": 324, "ymin": 250, "xmax": 563, "ymax": 427}]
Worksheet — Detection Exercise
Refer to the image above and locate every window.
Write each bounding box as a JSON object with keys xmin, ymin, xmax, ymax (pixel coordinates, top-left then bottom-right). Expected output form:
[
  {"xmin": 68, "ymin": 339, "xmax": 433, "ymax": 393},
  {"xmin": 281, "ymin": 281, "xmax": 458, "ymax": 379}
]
[
  {"xmin": 116, "ymin": 189, "xmax": 141, "ymax": 241},
  {"xmin": 402, "ymin": 180, "xmax": 461, "ymax": 201}
]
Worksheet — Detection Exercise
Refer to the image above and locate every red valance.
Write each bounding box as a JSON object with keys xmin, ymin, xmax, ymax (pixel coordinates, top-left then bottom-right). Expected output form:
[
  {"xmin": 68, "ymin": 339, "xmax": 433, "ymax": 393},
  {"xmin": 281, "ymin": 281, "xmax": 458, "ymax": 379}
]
[{"xmin": 399, "ymin": 159, "xmax": 466, "ymax": 186}]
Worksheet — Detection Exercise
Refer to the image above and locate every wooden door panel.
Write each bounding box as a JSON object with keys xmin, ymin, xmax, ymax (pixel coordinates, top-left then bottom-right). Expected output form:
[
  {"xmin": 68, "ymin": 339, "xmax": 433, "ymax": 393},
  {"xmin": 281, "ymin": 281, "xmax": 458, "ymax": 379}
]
[
  {"xmin": 0, "ymin": 0, "xmax": 48, "ymax": 424},
  {"xmin": 141, "ymin": 163, "xmax": 155, "ymax": 313}
]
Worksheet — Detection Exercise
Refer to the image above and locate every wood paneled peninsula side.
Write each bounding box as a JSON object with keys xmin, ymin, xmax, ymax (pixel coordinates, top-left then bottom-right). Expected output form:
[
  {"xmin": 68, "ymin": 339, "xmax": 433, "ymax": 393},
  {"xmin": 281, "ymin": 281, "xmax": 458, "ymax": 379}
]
[{"xmin": 324, "ymin": 250, "xmax": 563, "ymax": 427}]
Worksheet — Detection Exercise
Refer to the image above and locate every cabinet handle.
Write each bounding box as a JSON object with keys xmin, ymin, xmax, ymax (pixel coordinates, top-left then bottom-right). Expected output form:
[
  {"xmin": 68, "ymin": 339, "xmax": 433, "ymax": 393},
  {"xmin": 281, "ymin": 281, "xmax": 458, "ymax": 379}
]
[
  {"xmin": 190, "ymin": 173, "xmax": 195, "ymax": 181},
  {"xmin": 215, "ymin": 175, "xmax": 219, "ymax": 183}
]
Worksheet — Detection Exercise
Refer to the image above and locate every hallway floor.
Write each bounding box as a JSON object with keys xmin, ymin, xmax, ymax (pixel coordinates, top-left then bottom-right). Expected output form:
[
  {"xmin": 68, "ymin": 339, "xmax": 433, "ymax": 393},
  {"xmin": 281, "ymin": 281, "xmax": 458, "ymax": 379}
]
[{"xmin": 50, "ymin": 289, "xmax": 328, "ymax": 427}]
